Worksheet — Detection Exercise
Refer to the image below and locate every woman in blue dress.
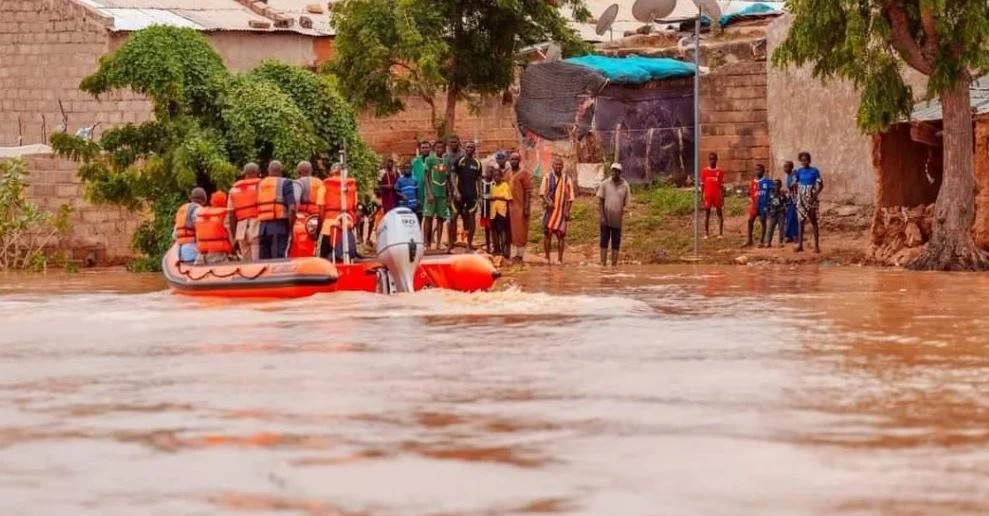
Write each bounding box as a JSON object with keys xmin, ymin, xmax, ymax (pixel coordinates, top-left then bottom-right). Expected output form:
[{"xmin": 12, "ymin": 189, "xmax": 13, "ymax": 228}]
[
  {"xmin": 783, "ymin": 160, "xmax": 799, "ymax": 243},
  {"xmin": 794, "ymin": 152, "xmax": 825, "ymax": 253}
]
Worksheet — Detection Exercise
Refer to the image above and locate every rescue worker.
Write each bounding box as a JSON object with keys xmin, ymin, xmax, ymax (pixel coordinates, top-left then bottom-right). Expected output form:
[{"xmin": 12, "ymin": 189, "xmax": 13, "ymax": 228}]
[
  {"xmin": 227, "ymin": 163, "xmax": 261, "ymax": 261},
  {"xmin": 256, "ymin": 160, "xmax": 297, "ymax": 260},
  {"xmin": 288, "ymin": 160, "xmax": 324, "ymax": 257},
  {"xmin": 173, "ymin": 187, "xmax": 207, "ymax": 263},
  {"xmin": 318, "ymin": 163, "xmax": 359, "ymax": 261},
  {"xmin": 195, "ymin": 191, "xmax": 234, "ymax": 265},
  {"xmin": 294, "ymin": 160, "xmax": 324, "ymax": 217}
]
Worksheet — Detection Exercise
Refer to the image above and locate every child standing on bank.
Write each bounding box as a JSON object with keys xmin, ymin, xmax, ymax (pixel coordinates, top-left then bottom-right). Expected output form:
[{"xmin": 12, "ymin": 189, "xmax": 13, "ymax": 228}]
[
  {"xmin": 764, "ymin": 179, "xmax": 788, "ymax": 247},
  {"xmin": 479, "ymin": 165, "xmax": 495, "ymax": 254},
  {"xmin": 396, "ymin": 162, "xmax": 420, "ymax": 221},
  {"xmin": 490, "ymin": 167, "xmax": 513, "ymax": 259}
]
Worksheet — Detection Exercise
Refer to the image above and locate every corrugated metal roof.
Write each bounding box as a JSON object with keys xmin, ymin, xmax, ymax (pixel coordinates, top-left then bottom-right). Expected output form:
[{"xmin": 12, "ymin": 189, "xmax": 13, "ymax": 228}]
[
  {"xmin": 77, "ymin": 0, "xmax": 325, "ymax": 35},
  {"xmin": 571, "ymin": 1, "xmax": 786, "ymax": 42},
  {"xmin": 266, "ymin": 0, "xmax": 334, "ymax": 36},
  {"xmin": 911, "ymin": 76, "xmax": 989, "ymax": 122},
  {"xmin": 100, "ymin": 8, "xmax": 205, "ymax": 31}
]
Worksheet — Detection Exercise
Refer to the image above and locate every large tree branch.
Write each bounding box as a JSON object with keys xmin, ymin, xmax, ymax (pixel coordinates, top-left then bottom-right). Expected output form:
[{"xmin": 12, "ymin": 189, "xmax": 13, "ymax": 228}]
[
  {"xmin": 883, "ymin": 1, "xmax": 934, "ymax": 75},
  {"xmin": 919, "ymin": 4, "xmax": 939, "ymax": 63},
  {"xmin": 389, "ymin": 60, "xmax": 437, "ymax": 107}
]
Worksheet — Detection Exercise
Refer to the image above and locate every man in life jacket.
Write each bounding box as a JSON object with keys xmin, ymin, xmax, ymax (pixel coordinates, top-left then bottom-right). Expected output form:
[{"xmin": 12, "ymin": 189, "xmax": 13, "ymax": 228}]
[
  {"xmin": 287, "ymin": 161, "xmax": 323, "ymax": 257},
  {"xmin": 256, "ymin": 160, "xmax": 297, "ymax": 260},
  {"xmin": 173, "ymin": 187, "xmax": 207, "ymax": 263},
  {"xmin": 227, "ymin": 163, "xmax": 261, "ymax": 261},
  {"xmin": 317, "ymin": 162, "xmax": 359, "ymax": 261},
  {"xmin": 294, "ymin": 160, "xmax": 325, "ymax": 217},
  {"xmin": 195, "ymin": 191, "xmax": 234, "ymax": 264}
]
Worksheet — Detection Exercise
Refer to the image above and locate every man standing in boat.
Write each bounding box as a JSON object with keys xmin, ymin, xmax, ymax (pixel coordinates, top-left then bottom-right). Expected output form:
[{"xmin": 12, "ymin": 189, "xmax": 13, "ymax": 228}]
[
  {"xmin": 173, "ymin": 187, "xmax": 207, "ymax": 263},
  {"xmin": 227, "ymin": 163, "xmax": 262, "ymax": 261},
  {"xmin": 256, "ymin": 160, "xmax": 297, "ymax": 260}
]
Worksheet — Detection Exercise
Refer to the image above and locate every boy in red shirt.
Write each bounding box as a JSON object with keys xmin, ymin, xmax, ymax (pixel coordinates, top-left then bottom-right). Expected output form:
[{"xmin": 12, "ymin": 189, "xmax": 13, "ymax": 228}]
[{"xmin": 701, "ymin": 152, "xmax": 725, "ymax": 239}]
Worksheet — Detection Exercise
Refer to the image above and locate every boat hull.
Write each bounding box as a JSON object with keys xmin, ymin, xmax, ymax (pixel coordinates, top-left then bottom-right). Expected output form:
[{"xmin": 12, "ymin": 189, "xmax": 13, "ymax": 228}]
[
  {"xmin": 163, "ymin": 247, "xmax": 500, "ymax": 298},
  {"xmin": 162, "ymin": 246, "xmax": 339, "ymax": 298}
]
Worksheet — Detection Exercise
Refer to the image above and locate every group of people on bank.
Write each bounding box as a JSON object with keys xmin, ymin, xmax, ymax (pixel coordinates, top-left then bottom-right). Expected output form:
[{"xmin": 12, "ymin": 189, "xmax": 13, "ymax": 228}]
[
  {"xmin": 172, "ymin": 159, "xmax": 358, "ymax": 265},
  {"xmin": 374, "ymin": 135, "xmax": 586, "ymax": 264},
  {"xmin": 700, "ymin": 151, "xmax": 825, "ymax": 253}
]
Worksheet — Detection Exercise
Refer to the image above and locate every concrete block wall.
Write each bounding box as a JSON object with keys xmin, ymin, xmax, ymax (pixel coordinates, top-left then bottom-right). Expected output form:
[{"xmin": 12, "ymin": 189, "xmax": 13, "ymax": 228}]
[
  {"xmin": 0, "ymin": 0, "xmax": 153, "ymax": 147},
  {"xmin": 700, "ymin": 61, "xmax": 770, "ymax": 185},
  {"xmin": 358, "ymin": 94, "xmax": 520, "ymax": 162},
  {"xmin": 2, "ymin": 153, "xmax": 142, "ymax": 264}
]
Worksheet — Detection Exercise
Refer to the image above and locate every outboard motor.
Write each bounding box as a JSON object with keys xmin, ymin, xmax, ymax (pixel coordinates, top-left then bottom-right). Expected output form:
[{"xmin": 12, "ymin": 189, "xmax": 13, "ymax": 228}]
[{"xmin": 375, "ymin": 207, "xmax": 425, "ymax": 293}]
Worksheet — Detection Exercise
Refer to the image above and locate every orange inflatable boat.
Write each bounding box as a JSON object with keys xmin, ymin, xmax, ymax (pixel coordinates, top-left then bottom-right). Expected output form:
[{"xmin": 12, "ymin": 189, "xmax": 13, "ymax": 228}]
[
  {"xmin": 162, "ymin": 246, "xmax": 499, "ymax": 298},
  {"xmin": 162, "ymin": 245, "xmax": 339, "ymax": 298},
  {"xmin": 325, "ymin": 253, "xmax": 500, "ymax": 293}
]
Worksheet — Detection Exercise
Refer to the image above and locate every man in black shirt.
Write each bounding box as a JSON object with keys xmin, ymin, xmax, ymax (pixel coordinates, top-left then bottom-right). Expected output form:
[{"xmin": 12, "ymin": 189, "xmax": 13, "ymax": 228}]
[{"xmin": 452, "ymin": 140, "xmax": 483, "ymax": 250}]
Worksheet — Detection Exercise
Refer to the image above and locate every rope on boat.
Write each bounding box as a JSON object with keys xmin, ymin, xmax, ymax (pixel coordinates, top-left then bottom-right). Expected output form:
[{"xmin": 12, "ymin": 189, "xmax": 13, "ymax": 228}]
[{"xmin": 175, "ymin": 260, "xmax": 269, "ymax": 282}]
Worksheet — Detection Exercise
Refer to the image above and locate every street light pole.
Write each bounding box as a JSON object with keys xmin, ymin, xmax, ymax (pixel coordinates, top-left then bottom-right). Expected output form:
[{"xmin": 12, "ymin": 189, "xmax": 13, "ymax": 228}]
[{"xmin": 692, "ymin": 8, "xmax": 701, "ymax": 258}]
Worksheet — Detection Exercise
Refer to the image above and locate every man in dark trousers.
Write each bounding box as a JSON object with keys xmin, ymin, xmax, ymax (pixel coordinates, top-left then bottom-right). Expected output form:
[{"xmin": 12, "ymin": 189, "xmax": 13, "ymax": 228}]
[
  {"xmin": 452, "ymin": 140, "xmax": 483, "ymax": 249},
  {"xmin": 597, "ymin": 163, "xmax": 632, "ymax": 266},
  {"xmin": 256, "ymin": 160, "xmax": 297, "ymax": 259}
]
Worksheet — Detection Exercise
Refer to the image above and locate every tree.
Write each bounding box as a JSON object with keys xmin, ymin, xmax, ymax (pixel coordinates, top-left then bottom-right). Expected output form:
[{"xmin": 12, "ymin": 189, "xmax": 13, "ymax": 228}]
[
  {"xmin": 50, "ymin": 26, "xmax": 377, "ymax": 270},
  {"xmin": 329, "ymin": 0, "xmax": 590, "ymax": 137},
  {"xmin": 773, "ymin": 1, "xmax": 989, "ymax": 271}
]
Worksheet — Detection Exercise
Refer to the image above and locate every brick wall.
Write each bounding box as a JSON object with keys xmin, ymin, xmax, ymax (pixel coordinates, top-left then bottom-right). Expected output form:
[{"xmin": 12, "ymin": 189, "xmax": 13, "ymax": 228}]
[
  {"xmin": 700, "ymin": 61, "xmax": 770, "ymax": 185},
  {"xmin": 358, "ymin": 94, "xmax": 520, "ymax": 161},
  {"xmin": 0, "ymin": 0, "xmax": 152, "ymax": 147},
  {"xmin": 1, "ymin": 153, "xmax": 142, "ymax": 264}
]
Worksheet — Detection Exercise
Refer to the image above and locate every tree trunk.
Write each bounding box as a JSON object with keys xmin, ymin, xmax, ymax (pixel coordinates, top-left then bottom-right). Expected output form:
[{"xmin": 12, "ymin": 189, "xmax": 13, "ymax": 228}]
[
  {"xmin": 440, "ymin": 85, "xmax": 459, "ymax": 139},
  {"xmin": 907, "ymin": 75, "xmax": 989, "ymax": 271}
]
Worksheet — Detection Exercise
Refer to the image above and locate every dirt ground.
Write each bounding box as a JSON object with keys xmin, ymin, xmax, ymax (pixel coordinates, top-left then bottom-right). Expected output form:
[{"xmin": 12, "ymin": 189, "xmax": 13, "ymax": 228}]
[{"xmin": 504, "ymin": 189, "xmax": 872, "ymax": 268}]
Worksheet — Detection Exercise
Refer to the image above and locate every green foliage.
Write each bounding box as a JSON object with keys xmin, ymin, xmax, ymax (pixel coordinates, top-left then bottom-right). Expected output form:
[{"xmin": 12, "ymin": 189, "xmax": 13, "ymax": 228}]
[
  {"xmin": 50, "ymin": 27, "xmax": 378, "ymax": 270},
  {"xmin": 82, "ymin": 26, "xmax": 228, "ymax": 120},
  {"xmin": 329, "ymin": 0, "xmax": 590, "ymax": 136},
  {"xmin": 773, "ymin": 0, "xmax": 989, "ymax": 133},
  {"xmin": 0, "ymin": 159, "xmax": 73, "ymax": 271}
]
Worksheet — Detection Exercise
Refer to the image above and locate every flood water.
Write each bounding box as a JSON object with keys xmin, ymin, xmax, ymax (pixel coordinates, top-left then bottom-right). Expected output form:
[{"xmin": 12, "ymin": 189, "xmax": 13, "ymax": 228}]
[{"xmin": 1, "ymin": 266, "xmax": 989, "ymax": 515}]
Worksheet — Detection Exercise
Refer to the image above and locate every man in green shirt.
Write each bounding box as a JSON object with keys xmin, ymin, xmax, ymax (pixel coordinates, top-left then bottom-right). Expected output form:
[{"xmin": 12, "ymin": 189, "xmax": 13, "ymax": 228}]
[
  {"xmin": 410, "ymin": 140, "xmax": 432, "ymax": 218},
  {"xmin": 424, "ymin": 140, "xmax": 453, "ymax": 250}
]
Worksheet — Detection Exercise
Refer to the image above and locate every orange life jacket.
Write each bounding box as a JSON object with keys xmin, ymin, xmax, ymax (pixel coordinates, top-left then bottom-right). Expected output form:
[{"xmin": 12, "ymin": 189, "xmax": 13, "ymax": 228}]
[
  {"xmin": 290, "ymin": 215, "xmax": 318, "ymax": 258},
  {"xmin": 296, "ymin": 176, "xmax": 323, "ymax": 216},
  {"xmin": 257, "ymin": 176, "xmax": 289, "ymax": 221},
  {"xmin": 322, "ymin": 175, "xmax": 357, "ymax": 222},
  {"xmin": 173, "ymin": 202, "xmax": 198, "ymax": 245},
  {"xmin": 195, "ymin": 206, "xmax": 232, "ymax": 254},
  {"xmin": 229, "ymin": 177, "xmax": 260, "ymax": 221}
]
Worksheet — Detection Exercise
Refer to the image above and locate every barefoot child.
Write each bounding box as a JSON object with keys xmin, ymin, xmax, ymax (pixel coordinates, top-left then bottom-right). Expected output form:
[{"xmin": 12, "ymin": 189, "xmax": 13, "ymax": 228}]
[
  {"xmin": 490, "ymin": 167, "xmax": 513, "ymax": 259},
  {"xmin": 701, "ymin": 152, "xmax": 725, "ymax": 239},
  {"xmin": 479, "ymin": 165, "xmax": 495, "ymax": 253},
  {"xmin": 745, "ymin": 164, "xmax": 774, "ymax": 248},
  {"xmin": 764, "ymin": 179, "xmax": 787, "ymax": 247}
]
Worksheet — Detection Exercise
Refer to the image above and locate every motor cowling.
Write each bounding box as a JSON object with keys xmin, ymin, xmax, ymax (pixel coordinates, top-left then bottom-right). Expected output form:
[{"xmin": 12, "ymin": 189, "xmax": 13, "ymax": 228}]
[{"xmin": 375, "ymin": 207, "xmax": 424, "ymax": 293}]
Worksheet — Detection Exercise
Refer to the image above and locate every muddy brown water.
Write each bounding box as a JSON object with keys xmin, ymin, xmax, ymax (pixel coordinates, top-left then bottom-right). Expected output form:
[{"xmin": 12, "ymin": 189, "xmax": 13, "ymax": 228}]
[{"xmin": 1, "ymin": 266, "xmax": 988, "ymax": 515}]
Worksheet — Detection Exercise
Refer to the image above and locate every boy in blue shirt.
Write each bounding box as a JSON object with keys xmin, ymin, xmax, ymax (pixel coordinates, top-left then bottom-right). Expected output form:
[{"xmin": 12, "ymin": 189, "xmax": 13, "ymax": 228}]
[
  {"xmin": 744, "ymin": 164, "xmax": 775, "ymax": 248},
  {"xmin": 396, "ymin": 163, "xmax": 421, "ymax": 222}
]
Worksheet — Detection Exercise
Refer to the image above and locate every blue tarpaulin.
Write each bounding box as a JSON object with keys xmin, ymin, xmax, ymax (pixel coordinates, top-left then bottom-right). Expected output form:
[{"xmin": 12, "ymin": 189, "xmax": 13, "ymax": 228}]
[
  {"xmin": 702, "ymin": 2, "xmax": 778, "ymax": 27},
  {"xmin": 563, "ymin": 55, "xmax": 696, "ymax": 85}
]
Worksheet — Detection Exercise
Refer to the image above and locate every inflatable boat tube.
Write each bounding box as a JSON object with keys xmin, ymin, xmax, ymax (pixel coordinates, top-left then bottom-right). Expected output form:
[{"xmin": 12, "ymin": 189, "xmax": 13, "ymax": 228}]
[{"xmin": 162, "ymin": 245, "xmax": 339, "ymax": 298}]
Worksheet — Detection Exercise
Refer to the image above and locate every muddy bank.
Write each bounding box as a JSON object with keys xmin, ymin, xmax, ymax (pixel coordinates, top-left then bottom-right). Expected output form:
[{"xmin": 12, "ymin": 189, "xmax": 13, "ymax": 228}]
[{"xmin": 518, "ymin": 188, "xmax": 872, "ymax": 268}]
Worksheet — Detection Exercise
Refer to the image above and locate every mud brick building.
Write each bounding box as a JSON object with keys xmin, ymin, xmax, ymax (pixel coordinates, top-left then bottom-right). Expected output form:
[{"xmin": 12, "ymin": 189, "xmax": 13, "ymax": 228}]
[{"xmin": 0, "ymin": 0, "xmax": 521, "ymax": 262}]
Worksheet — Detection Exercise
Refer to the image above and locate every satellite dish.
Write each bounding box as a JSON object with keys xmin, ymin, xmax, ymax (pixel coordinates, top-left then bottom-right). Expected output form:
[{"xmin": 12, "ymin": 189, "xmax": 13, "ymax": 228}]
[
  {"xmin": 631, "ymin": 0, "xmax": 676, "ymax": 23},
  {"xmin": 691, "ymin": 0, "xmax": 722, "ymax": 20},
  {"xmin": 595, "ymin": 4, "xmax": 619, "ymax": 36}
]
